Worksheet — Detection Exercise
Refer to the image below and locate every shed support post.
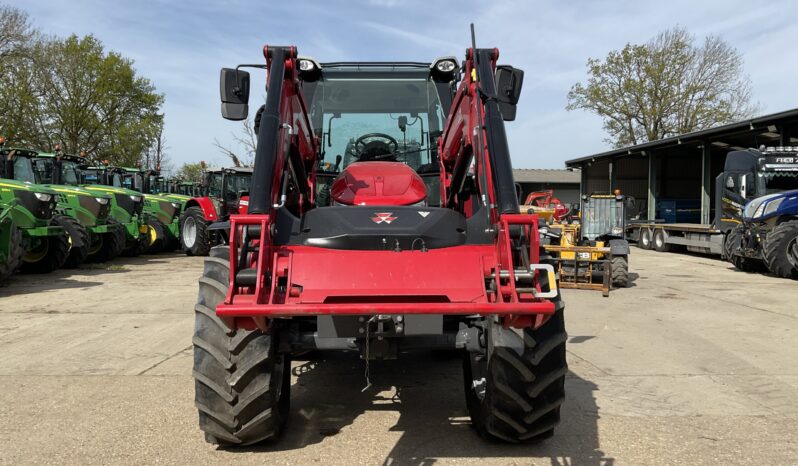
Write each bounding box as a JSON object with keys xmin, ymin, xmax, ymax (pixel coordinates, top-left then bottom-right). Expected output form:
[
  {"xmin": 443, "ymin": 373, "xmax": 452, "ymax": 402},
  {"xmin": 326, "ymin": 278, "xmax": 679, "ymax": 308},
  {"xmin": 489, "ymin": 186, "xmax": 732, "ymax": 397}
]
[
  {"xmin": 609, "ymin": 158, "xmax": 616, "ymax": 193},
  {"xmin": 647, "ymin": 153, "xmax": 657, "ymax": 222},
  {"xmin": 700, "ymin": 143, "xmax": 711, "ymax": 225}
]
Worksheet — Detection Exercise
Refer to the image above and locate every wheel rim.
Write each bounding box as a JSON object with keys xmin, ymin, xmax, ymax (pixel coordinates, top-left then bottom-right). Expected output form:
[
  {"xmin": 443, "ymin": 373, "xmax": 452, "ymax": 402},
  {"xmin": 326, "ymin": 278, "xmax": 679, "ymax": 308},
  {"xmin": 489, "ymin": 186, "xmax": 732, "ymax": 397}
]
[
  {"xmin": 655, "ymin": 233, "xmax": 663, "ymax": 248},
  {"xmin": 642, "ymin": 230, "xmax": 651, "ymax": 246},
  {"xmin": 24, "ymin": 238, "xmax": 50, "ymax": 263},
  {"xmin": 183, "ymin": 217, "xmax": 197, "ymax": 247},
  {"xmin": 88, "ymin": 234, "xmax": 103, "ymax": 255},
  {"xmin": 147, "ymin": 225, "xmax": 157, "ymax": 246},
  {"xmin": 469, "ymin": 353, "xmax": 488, "ymax": 401}
]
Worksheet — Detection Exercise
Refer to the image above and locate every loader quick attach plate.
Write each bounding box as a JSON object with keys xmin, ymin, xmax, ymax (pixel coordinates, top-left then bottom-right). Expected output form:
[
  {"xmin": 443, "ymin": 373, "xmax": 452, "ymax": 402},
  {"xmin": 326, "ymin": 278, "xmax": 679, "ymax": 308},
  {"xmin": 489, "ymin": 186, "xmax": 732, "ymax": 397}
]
[
  {"xmin": 215, "ymin": 213, "xmax": 558, "ymax": 325},
  {"xmin": 544, "ymin": 244, "xmax": 612, "ymax": 296}
]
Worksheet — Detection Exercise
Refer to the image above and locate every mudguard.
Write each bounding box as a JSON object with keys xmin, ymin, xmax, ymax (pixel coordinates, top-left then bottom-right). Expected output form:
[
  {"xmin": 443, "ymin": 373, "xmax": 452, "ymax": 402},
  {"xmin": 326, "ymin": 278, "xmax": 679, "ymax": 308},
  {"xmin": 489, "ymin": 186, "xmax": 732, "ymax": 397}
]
[{"xmin": 185, "ymin": 197, "xmax": 218, "ymax": 221}]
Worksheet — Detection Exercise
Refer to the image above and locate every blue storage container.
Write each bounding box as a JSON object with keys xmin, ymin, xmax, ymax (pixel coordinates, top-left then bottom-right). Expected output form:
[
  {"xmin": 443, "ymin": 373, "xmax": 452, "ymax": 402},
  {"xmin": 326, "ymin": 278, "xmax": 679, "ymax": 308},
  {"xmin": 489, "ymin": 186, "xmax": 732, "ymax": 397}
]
[{"xmin": 656, "ymin": 199, "xmax": 702, "ymax": 223}]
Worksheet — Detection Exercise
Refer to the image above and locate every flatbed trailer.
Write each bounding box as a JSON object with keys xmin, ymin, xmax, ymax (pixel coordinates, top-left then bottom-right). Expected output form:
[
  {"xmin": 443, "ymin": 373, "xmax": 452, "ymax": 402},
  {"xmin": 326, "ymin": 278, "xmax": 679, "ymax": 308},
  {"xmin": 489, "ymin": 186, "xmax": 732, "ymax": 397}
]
[{"xmin": 626, "ymin": 222, "xmax": 724, "ymax": 255}]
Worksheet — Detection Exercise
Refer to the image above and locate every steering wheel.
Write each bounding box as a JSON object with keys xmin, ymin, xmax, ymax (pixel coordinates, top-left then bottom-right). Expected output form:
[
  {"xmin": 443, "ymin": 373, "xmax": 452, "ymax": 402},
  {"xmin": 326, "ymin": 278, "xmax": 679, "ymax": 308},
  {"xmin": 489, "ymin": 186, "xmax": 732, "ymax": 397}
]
[{"xmin": 354, "ymin": 133, "xmax": 399, "ymax": 161}]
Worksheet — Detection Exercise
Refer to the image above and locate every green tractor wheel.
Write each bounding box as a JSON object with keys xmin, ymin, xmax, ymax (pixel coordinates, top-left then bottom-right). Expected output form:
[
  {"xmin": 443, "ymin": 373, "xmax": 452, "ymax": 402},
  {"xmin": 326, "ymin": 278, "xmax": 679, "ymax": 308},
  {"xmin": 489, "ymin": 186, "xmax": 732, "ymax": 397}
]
[
  {"xmin": 60, "ymin": 216, "xmax": 90, "ymax": 269},
  {"xmin": 145, "ymin": 218, "xmax": 168, "ymax": 254},
  {"xmin": 0, "ymin": 222, "xmax": 25, "ymax": 283},
  {"xmin": 21, "ymin": 217, "xmax": 70, "ymax": 274}
]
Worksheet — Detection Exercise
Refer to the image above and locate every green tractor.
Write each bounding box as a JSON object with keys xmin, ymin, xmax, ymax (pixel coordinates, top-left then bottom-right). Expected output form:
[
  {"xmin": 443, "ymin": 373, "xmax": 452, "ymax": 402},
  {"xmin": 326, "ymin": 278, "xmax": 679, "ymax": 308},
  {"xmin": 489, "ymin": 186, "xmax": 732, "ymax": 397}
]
[
  {"xmin": 86, "ymin": 165, "xmax": 185, "ymax": 253},
  {"xmin": 2, "ymin": 147, "xmax": 125, "ymax": 265},
  {"xmin": 31, "ymin": 149, "xmax": 148, "ymax": 257},
  {"xmin": 0, "ymin": 164, "xmax": 69, "ymax": 275},
  {"xmin": 0, "ymin": 203, "xmax": 19, "ymax": 282}
]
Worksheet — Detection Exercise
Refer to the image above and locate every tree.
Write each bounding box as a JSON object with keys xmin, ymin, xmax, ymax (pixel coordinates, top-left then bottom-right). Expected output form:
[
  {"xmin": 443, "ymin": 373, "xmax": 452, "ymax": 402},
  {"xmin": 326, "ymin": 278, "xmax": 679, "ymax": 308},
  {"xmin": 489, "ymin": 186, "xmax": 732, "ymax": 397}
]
[
  {"xmin": 0, "ymin": 31, "xmax": 164, "ymax": 166},
  {"xmin": 142, "ymin": 115, "xmax": 170, "ymax": 173},
  {"xmin": 176, "ymin": 162, "xmax": 204, "ymax": 183},
  {"xmin": 213, "ymin": 118, "xmax": 257, "ymax": 167},
  {"xmin": 0, "ymin": 4, "xmax": 36, "ymax": 61},
  {"xmin": 567, "ymin": 27, "xmax": 759, "ymax": 148}
]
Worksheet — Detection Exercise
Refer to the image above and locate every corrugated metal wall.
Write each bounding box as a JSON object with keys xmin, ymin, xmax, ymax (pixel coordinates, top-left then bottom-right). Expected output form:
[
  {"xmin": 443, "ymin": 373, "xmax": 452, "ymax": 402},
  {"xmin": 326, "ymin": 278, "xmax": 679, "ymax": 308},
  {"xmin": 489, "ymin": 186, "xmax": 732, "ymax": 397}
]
[
  {"xmin": 584, "ymin": 159, "xmax": 610, "ymax": 194},
  {"xmin": 614, "ymin": 156, "xmax": 648, "ymax": 199}
]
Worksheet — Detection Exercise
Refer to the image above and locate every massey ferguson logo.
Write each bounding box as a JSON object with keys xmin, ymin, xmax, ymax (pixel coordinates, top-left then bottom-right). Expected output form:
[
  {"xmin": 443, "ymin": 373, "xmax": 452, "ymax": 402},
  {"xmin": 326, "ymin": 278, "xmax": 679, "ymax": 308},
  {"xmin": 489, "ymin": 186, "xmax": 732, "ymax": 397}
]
[{"xmin": 371, "ymin": 212, "xmax": 397, "ymax": 224}]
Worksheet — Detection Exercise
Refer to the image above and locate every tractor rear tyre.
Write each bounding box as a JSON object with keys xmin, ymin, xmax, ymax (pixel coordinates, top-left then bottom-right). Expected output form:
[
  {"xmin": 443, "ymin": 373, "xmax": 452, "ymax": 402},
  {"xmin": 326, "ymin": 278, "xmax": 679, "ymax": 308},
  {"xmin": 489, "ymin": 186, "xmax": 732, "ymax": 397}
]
[
  {"xmin": 638, "ymin": 228, "xmax": 653, "ymax": 250},
  {"xmin": 145, "ymin": 218, "xmax": 168, "ymax": 254},
  {"xmin": 193, "ymin": 245, "xmax": 291, "ymax": 446},
  {"xmin": 463, "ymin": 297, "xmax": 567, "ymax": 442},
  {"xmin": 0, "ymin": 224, "xmax": 24, "ymax": 282},
  {"xmin": 60, "ymin": 216, "xmax": 90, "ymax": 268},
  {"xmin": 611, "ymin": 255, "xmax": 629, "ymax": 288},
  {"xmin": 762, "ymin": 220, "xmax": 798, "ymax": 279},
  {"xmin": 21, "ymin": 217, "xmax": 70, "ymax": 274},
  {"xmin": 181, "ymin": 206, "xmax": 212, "ymax": 256}
]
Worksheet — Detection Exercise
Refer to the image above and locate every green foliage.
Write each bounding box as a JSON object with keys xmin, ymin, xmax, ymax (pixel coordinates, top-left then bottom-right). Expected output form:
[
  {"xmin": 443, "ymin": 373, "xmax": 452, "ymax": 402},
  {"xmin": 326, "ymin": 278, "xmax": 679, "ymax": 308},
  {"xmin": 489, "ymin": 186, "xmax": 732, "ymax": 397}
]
[
  {"xmin": 177, "ymin": 162, "xmax": 204, "ymax": 183},
  {"xmin": 567, "ymin": 27, "xmax": 759, "ymax": 148},
  {"xmin": 0, "ymin": 5, "xmax": 164, "ymax": 166}
]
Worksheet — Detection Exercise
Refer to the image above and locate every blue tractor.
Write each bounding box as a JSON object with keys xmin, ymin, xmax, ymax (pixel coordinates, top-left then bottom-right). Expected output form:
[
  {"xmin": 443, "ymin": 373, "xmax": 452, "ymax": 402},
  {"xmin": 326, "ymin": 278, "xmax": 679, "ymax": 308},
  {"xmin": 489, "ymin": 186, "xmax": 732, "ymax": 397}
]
[{"xmin": 725, "ymin": 147, "xmax": 798, "ymax": 278}]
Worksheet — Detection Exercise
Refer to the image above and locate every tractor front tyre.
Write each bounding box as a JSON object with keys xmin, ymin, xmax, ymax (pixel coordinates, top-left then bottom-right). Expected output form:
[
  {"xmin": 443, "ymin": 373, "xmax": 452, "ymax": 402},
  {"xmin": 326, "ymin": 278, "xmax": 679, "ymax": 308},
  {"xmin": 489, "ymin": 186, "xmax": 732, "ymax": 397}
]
[
  {"xmin": 145, "ymin": 218, "xmax": 168, "ymax": 254},
  {"xmin": 89, "ymin": 219, "xmax": 126, "ymax": 263},
  {"xmin": 21, "ymin": 218, "xmax": 70, "ymax": 274},
  {"xmin": 611, "ymin": 255, "xmax": 629, "ymax": 288},
  {"xmin": 725, "ymin": 225, "xmax": 761, "ymax": 273},
  {"xmin": 193, "ymin": 245, "xmax": 290, "ymax": 446},
  {"xmin": 763, "ymin": 220, "xmax": 798, "ymax": 279},
  {"xmin": 181, "ymin": 207, "xmax": 211, "ymax": 256},
  {"xmin": 463, "ymin": 298, "xmax": 567, "ymax": 443},
  {"xmin": 0, "ymin": 224, "xmax": 24, "ymax": 282},
  {"xmin": 59, "ymin": 216, "xmax": 90, "ymax": 269}
]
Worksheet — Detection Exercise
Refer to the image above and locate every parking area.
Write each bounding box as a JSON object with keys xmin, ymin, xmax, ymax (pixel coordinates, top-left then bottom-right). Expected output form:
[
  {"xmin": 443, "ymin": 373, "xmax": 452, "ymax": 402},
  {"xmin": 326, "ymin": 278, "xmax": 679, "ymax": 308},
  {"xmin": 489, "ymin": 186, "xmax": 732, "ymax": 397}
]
[{"xmin": 0, "ymin": 249, "xmax": 796, "ymax": 465}]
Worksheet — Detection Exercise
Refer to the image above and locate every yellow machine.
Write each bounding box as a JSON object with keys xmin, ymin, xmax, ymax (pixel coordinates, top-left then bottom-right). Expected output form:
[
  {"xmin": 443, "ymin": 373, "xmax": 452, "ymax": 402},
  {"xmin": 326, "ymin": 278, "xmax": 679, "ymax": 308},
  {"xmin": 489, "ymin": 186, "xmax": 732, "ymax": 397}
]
[
  {"xmin": 522, "ymin": 192, "xmax": 630, "ymax": 296},
  {"xmin": 543, "ymin": 222, "xmax": 612, "ymax": 296}
]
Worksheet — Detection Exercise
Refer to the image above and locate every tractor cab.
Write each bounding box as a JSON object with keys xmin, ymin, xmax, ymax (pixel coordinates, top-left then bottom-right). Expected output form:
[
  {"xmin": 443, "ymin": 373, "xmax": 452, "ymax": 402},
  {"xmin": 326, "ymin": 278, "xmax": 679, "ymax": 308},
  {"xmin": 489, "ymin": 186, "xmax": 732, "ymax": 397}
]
[
  {"xmin": 200, "ymin": 166, "xmax": 252, "ymax": 217},
  {"xmin": 304, "ymin": 61, "xmax": 453, "ymax": 209},
  {"xmin": 714, "ymin": 146, "xmax": 798, "ymax": 231}
]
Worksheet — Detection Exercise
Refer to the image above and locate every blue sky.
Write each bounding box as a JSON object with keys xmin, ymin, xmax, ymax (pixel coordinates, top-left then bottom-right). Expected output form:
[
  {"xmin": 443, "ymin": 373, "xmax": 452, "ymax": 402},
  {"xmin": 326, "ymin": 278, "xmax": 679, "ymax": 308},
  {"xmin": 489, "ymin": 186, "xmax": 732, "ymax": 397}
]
[{"xmin": 10, "ymin": 0, "xmax": 798, "ymax": 171}]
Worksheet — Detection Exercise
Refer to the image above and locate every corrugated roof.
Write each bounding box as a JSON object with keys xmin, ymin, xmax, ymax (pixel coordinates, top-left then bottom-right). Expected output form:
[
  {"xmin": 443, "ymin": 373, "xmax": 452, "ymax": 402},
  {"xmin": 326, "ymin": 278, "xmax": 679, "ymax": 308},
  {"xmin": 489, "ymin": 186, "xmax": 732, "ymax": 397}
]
[
  {"xmin": 565, "ymin": 107, "xmax": 798, "ymax": 166},
  {"xmin": 513, "ymin": 168, "xmax": 581, "ymax": 183}
]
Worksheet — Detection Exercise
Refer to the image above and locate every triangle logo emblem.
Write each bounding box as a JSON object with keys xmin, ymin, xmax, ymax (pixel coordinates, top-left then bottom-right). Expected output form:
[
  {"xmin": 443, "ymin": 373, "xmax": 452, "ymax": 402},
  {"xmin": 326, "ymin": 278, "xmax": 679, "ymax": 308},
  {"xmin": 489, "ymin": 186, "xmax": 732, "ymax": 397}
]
[{"xmin": 418, "ymin": 211, "xmax": 430, "ymax": 218}]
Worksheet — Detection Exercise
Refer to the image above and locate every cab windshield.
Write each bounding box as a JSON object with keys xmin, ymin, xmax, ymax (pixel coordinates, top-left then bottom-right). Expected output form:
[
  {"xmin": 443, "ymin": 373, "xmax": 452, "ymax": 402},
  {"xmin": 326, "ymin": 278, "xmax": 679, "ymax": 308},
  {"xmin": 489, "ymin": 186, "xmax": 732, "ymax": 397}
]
[
  {"xmin": 310, "ymin": 76, "xmax": 444, "ymax": 172},
  {"xmin": 12, "ymin": 157, "xmax": 37, "ymax": 183},
  {"xmin": 32, "ymin": 158, "xmax": 81, "ymax": 185}
]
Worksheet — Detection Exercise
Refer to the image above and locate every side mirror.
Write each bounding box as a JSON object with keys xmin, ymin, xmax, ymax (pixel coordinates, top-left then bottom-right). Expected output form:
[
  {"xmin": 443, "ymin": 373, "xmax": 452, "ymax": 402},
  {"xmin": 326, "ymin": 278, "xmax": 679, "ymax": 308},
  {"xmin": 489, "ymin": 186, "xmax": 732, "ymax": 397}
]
[
  {"xmin": 398, "ymin": 116, "xmax": 408, "ymax": 133},
  {"xmin": 495, "ymin": 65, "xmax": 524, "ymax": 121},
  {"xmin": 220, "ymin": 68, "xmax": 250, "ymax": 121}
]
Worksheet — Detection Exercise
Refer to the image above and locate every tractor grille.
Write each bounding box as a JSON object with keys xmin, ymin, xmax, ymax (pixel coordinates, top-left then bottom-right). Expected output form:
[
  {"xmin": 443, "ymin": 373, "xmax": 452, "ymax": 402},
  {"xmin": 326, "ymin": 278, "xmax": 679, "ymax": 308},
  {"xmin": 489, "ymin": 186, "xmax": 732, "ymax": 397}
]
[
  {"xmin": 78, "ymin": 195, "xmax": 104, "ymax": 219},
  {"xmin": 114, "ymin": 193, "xmax": 144, "ymax": 217},
  {"xmin": 159, "ymin": 200, "xmax": 178, "ymax": 221},
  {"xmin": 14, "ymin": 189, "xmax": 56, "ymax": 220}
]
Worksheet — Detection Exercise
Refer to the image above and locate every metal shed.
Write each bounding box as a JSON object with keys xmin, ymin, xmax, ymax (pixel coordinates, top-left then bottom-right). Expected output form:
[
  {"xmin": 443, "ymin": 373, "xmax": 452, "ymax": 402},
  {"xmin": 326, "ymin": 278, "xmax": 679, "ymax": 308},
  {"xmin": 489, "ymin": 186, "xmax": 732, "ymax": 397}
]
[{"xmin": 565, "ymin": 108, "xmax": 798, "ymax": 222}]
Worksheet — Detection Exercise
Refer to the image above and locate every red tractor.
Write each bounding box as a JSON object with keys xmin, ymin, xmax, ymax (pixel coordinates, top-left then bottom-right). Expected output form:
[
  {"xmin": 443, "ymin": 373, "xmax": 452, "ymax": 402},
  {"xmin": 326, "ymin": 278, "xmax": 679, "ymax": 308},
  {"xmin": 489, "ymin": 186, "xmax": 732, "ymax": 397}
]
[
  {"xmin": 179, "ymin": 165, "xmax": 252, "ymax": 255},
  {"xmin": 193, "ymin": 34, "xmax": 566, "ymax": 445}
]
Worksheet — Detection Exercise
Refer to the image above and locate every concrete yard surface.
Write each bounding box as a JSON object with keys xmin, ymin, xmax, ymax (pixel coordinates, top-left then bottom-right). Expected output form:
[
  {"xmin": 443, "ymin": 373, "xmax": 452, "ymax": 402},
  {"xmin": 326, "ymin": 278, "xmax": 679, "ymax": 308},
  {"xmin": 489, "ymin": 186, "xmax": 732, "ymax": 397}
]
[{"xmin": 0, "ymin": 249, "xmax": 797, "ymax": 465}]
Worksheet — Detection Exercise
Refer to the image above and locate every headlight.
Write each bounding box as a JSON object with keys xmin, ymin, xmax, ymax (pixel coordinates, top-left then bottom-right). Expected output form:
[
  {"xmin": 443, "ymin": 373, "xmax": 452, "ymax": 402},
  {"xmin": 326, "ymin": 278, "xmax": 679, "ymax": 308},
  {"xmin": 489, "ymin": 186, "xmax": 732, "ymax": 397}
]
[
  {"xmin": 129, "ymin": 195, "xmax": 142, "ymax": 202},
  {"xmin": 34, "ymin": 192, "xmax": 52, "ymax": 202},
  {"xmin": 763, "ymin": 198, "xmax": 784, "ymax": 216},
  {"xmin": 435, "ymin": 59, "xmax": 456, "ymax": 73},
  {"xmin": 171, "ymin": 202, "xmax": 181, "ymax": 209},
  {"xmin": 95, "ymin": 197, "xmax": 109, "ymax": 205},
  {"xmin": 298, "ymin": 59, "xmax": 315, "ymax": 71}
]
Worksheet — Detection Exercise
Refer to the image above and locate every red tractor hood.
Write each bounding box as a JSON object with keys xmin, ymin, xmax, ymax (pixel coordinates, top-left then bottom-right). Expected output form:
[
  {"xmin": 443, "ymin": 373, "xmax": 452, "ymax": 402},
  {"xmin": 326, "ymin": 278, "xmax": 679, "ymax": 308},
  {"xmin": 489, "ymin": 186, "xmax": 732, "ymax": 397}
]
[{"xmin": 330, "ymin": 161, "xmax": 427, "ymax": 206}]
